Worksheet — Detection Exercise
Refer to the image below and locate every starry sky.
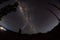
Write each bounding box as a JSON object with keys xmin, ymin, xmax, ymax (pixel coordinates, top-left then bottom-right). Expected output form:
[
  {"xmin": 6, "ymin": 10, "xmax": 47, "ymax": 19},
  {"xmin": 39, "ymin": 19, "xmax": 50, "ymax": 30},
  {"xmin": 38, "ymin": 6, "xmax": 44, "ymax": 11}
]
[{"xmin": 0, "ymin": 0, "xmax": 60, "ymax": 34}]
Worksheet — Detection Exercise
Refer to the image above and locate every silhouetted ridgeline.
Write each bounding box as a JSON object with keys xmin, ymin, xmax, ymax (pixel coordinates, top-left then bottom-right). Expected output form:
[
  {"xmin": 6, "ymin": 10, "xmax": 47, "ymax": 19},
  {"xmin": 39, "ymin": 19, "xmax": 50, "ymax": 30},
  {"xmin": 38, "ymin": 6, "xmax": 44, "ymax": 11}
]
[{"xmin": 0, "ymin": 23, "xmax": 60, "ymax": 40}]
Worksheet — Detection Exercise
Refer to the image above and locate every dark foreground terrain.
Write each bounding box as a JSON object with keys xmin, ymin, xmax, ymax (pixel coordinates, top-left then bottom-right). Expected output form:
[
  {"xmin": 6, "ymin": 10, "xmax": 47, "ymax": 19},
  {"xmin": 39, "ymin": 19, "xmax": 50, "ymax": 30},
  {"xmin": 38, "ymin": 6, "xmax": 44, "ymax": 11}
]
[{"xmin": 0, "ymin": 23, "xmax": 60, "ymax": 40}]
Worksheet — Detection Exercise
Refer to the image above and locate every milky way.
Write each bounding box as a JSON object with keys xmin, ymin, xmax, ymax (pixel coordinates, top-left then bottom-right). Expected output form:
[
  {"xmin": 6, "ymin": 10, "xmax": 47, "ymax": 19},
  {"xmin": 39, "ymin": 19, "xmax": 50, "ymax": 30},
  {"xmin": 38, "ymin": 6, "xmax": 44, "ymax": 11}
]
[{"xmin": 0, "ymin": 0, "xmax": 60, "ymax": 34}]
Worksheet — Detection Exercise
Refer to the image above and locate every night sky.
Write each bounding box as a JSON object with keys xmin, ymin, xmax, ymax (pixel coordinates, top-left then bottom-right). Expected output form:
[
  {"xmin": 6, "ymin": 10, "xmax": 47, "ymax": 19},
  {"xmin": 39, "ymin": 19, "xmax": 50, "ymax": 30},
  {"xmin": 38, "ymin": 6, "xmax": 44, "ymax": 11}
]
[{"xmin": 0, "ymin": 0, "xmax": 60, "ymax": 34}]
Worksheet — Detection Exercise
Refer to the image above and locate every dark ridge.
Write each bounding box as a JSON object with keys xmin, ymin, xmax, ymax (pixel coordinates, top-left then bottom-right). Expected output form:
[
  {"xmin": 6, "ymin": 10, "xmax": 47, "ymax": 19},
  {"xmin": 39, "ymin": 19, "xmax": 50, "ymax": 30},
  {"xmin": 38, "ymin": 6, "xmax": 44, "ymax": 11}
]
[
  {"xmin": 48, "ymin": 2, "xmax": 60, "ymax": 10},
  {"xmin": 47, "ymin": 23, "xmax": 60, "ymax": 34},
  {"xmin": 0, "ymin": 0, "xmax": 9, "ymax": 4},
  {"xmin": 45, "ymin": 23, "xmax": 60, "ymax": 40},
  {"xmin": 0, "ymin": 24, "xmax": 60, "ymax": 40},
  {"xmin": 0, "ymin": 2, "xmax": 18, "ymax": 20}
]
